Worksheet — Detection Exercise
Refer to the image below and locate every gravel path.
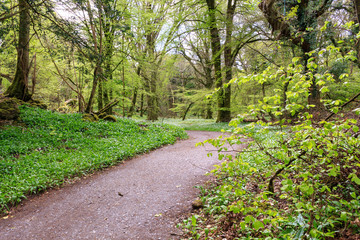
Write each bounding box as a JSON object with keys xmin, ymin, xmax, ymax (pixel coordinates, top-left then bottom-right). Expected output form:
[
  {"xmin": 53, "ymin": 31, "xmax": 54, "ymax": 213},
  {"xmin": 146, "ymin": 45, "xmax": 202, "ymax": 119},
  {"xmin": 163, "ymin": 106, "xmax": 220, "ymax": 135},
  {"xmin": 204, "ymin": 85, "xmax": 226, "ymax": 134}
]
[{"xmin": 0, "ymin": 131, "xmax": 226, "ymax": 240}]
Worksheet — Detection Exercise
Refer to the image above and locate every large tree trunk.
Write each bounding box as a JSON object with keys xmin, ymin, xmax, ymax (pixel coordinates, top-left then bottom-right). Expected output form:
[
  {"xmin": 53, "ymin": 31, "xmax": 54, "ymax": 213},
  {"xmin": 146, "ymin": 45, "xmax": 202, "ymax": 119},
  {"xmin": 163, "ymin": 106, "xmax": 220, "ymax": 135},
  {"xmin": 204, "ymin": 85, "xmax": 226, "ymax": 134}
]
[
  {"xmin": 97, "ymin": 77, "xmax": 103, "ymax": 110},
  {"xmin": 206, "ymin": 0, "xmax": 225, "ymax": 122},
  {"xmin": 103, "ymin": 13, "xmax": 115, "ymax": 115},
  {"xmin": 84, "ymin": 0, "xmax": 102, "ymax": 113},
  {"xmin": 85, "ymin": 66, "xmax": 101, "ymax": 113},
  {"xmin": 128, "ymin": 87, "xmax": 138, "ymax": 117},
  {"xmin": 5, "ymin": 0, "xmax": 31, "ymax": 101},
  {"xmin": 220, "ymin": 0, "xmax": 237, "ymax": 123},
  {"xmin": 146, "ymin": 72, "xmax": 158, "ymax": 121},
  {"xmin": 352, "ymin": 0, "xmax": 360, "ymax": 69},
  {"xmin": 140, "ymin": 93, "xmax": 144, "ymax": 117}
]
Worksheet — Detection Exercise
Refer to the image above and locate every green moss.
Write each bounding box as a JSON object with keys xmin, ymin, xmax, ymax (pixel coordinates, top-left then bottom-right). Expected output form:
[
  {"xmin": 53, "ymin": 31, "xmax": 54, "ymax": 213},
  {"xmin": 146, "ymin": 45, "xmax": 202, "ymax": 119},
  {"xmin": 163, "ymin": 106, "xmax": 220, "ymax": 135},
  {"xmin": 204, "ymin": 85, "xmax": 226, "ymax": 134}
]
[
  {"xmin": 0, "ymin": 98, "xmax": 20, "ymax": 120},
  {"xmin": 93, "ymin": 114, "xmax": 99, "ymax": 121},
  {"xmin": 98, "ymin": 112, "xmax": 107, "ymax": 119},
  {"xmin": 82, "ymin": 113, "xmax": 100, "ymax": 122},
  {"xmin": 28, "ymin": 99, "xmax": 47, "ymax": 109},
  {"xmin": 82, "ymin": 114, "xmax": 96, "ymax": 122},
  {"xmin": 103, "ymin": 115, "xmax": 117, "ymax": 122}
]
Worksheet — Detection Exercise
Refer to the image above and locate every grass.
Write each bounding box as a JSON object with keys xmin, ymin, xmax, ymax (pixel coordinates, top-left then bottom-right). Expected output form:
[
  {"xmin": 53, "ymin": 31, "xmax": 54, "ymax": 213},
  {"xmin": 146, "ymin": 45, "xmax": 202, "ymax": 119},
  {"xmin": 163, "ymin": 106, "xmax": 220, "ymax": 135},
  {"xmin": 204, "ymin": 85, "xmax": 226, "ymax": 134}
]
[
  {"xmin": 151, "ymin": 118, "xmax": 234, "ymax": 132},
  {"xmin": 0, "ymin": 106, "xmax": 187, "ymax": 214}
]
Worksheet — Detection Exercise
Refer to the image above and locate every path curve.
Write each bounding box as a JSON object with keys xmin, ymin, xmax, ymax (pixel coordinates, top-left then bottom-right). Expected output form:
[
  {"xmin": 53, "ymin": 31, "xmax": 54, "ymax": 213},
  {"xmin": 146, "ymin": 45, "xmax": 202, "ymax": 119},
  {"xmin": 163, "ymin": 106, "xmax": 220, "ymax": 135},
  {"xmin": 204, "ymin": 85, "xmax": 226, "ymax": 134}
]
[{"xmin": 0, "ymin": 131, "xmax": 225, "ymax": 240}]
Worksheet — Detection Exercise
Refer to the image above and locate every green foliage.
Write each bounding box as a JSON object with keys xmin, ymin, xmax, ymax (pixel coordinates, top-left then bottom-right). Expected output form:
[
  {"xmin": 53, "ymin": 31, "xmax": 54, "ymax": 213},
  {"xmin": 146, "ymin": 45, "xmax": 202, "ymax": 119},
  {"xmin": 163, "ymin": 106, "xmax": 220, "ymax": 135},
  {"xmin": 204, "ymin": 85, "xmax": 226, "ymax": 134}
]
[
  {"xmin": 181, "ymin": 116, "xmax": 360, "ymax": 239},
  {"xmin": 0, "ymin": 106, "xmax": 187, "ymax": 214},
  {"xmin": 156, "ymin": 118, "xmax": 235, "ymax": 132},
  {"xmin": 181, "ymin": 52, "xmax": 360, "ymax": 238}
]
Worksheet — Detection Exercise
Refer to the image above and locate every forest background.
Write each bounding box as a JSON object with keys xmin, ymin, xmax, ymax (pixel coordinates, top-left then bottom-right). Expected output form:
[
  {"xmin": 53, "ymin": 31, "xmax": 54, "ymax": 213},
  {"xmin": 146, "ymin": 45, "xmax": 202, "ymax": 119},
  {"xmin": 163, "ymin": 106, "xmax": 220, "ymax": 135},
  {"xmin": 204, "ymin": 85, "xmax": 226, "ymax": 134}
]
[{"xmin": 2, "ymin": 0, "xmax": 359, "ymax": 121}]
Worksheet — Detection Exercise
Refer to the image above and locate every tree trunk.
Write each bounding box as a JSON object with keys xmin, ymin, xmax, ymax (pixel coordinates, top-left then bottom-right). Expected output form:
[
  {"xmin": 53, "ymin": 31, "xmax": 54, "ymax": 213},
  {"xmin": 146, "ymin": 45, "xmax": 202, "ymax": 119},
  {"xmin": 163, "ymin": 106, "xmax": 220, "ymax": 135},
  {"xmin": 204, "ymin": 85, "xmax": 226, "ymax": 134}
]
[
  {"xmin": 352, "ymin": 0, "xmax": 360, "ymax": 68},
  {"xmin": 5, "ymin": 0, "xmax": 31, "ymax": 101},
  {"xmin": 219, "ymin": 0, "xmax": 237, "ymax": 123},
  {"xmin": 97, "ymin": 77, "xmax": 103, "ymax": 110},
  {"xmin": 205, "ymin": 101, "xmax": 213, "ymax": 119},
  {"xmin": 128, "ymin": 87, "xmax": 138, "ymax": 117},
  {"xmin": 140, "ymin": 93, "xmax": 144, "ymax": 117},
  {"xmin": 182, "ymin": 102, "xmax": 194, "ymax": 120},
  {"xmin": 146, "ymin": 72, "xmax": 158, "ymax": 121},
  {"xmin": 206, "ymin": 0, "xmax": 224, "ymax": 122},
  {"xmin": 282, "ymin": 77, "xmax": 290, "ymax": 119},
  {"xmin": 85, "ymin": 66, "xmax": 101, "ymax": 113}
]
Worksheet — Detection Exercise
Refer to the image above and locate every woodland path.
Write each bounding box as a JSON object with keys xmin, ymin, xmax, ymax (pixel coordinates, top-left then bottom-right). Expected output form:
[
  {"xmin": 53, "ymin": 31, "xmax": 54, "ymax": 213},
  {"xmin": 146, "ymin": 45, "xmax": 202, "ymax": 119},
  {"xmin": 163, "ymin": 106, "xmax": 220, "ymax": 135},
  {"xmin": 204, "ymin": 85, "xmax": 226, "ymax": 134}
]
[{"xmin": 0, "ymin": 131, "xmax": 228, "ymax": 240}]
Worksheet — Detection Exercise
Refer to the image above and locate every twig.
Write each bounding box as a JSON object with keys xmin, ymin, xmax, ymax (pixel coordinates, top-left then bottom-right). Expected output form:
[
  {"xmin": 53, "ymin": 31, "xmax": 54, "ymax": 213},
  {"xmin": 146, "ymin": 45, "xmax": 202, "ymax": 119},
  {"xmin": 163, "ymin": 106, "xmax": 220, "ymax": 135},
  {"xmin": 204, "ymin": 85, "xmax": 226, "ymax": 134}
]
[{"xmin": 325, "ymin": 91, "xmax": 360, "ymax": 121}]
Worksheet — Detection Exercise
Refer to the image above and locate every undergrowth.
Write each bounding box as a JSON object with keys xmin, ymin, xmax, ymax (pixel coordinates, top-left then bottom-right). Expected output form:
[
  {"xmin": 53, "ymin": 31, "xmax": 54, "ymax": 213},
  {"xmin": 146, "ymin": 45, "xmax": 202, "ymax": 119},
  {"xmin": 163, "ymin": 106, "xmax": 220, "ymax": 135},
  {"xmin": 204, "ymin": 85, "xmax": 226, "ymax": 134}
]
[
  {"xmin": 180, "ymin": 116, "xmax": 360, "ymax": 239},
  {"xmin": 0, "ymin": 106, "xmax": 187, "ymax": 214},
  {"xmin": 180, "ymin": 52, "xmax": 360, "ymax": 239},
  {"xmin": 155, "ymin": 118, "xmax": 236, "ymax": 132}
]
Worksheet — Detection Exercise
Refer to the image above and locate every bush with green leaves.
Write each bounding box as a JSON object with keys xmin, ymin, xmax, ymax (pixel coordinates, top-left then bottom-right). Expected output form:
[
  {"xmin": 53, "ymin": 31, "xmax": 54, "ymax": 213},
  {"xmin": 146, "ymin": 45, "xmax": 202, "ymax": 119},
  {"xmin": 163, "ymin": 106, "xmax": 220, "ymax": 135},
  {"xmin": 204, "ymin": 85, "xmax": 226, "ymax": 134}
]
[
  {"xmin": 180, "ymin": 49, "xmax": 360, "ymax": 239},
  {"xmin": 0, "ymin": 106, "xmax": 187, "ymax": 214},
  {"xmin": 181, "ymin": 114, "xmax": 360, "ymax": 239}
]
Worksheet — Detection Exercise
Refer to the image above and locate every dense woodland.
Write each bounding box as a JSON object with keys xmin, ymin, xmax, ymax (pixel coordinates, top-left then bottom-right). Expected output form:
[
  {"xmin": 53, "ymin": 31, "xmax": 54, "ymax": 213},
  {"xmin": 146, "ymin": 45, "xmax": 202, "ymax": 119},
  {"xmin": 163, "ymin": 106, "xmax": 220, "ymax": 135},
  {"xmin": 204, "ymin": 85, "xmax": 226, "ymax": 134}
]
[
  {"xmin": 2, "ymin": 0, "xmax": 360, "ymax": 239},
  {"xmin": 1, "ymin": 0, "xmax": 359, "ymax": 121}
]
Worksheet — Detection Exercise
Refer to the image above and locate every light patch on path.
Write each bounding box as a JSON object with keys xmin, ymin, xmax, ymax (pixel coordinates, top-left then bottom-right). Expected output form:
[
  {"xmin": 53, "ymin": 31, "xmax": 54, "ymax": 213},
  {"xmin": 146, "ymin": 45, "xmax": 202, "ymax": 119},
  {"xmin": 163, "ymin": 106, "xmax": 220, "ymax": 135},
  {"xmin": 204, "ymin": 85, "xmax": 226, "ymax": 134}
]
[{"xmin": 0, "ymin": 131, "xmax": 226, "ymax": 240}]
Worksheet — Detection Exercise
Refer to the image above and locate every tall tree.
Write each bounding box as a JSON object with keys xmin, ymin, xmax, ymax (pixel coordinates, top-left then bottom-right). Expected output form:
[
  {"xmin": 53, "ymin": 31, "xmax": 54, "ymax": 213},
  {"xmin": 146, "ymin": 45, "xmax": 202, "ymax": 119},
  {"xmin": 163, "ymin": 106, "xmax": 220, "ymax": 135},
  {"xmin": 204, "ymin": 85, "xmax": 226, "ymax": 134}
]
[
  {"xmin": 130, "ymin": 0, "xmax": 187, "ymax": 120},
  {"xmin": 5, "ymin": 0, "xmax": 32, "ymax": 101},
  {"xmin": 206, "ymin": 0, "xmax": 225, "ymax": 122},
  {"xmin": 259, "ymin": 0, "xmax": 333, "ymax": 111},
  {"xmin": 205, "ymin": 0, "xmax": 261, "ymax": 122}
]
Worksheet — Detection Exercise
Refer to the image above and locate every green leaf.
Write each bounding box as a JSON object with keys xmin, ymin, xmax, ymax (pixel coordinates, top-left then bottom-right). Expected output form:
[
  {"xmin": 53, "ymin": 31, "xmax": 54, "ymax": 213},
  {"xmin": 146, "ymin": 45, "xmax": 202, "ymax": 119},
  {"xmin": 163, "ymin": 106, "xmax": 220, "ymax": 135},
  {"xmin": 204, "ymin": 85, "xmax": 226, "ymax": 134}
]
[
  {"xmin": 353, "ymin": 125, "xmax": 359, "ymax": 133},
  {"xmin": 351, "ymin": 174, "xmax": 360, "ymax": 185},
  {"xmin": 329, "ymin": 167, "xmax": 338, "ymax": 177},
  {"xmin": 245, "ymin": 215, "xmax": 253, "ymax": 224},
  {"xmin": 240, "ymin": 222, "xmax": 246, "ymax": 229},
  {"xmin": 253, "ymin": 220, "xmax": 264, "ymax": 230}
]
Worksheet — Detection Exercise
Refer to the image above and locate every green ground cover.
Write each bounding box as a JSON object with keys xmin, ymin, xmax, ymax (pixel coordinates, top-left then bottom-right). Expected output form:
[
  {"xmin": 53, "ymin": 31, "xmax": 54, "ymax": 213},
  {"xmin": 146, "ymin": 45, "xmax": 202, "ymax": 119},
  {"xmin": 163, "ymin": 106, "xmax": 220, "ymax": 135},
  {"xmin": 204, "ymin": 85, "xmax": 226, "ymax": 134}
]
[
  {"xmin": 152, "ymin": 118, "xmax": 235, "ymax": 132},
  {"xmin": 180, "ymin": 119, "xmax": 360, "ymax": 239},
  {"xmin": 0, "ymin": 106, "xmax": 187, "ymax": 214}
]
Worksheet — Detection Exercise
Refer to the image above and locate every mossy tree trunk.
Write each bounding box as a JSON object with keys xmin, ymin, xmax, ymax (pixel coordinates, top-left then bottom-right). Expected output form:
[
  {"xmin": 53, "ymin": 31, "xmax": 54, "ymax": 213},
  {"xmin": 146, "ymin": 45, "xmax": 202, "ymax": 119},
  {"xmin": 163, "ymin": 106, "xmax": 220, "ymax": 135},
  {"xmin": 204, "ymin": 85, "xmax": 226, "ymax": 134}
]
[
  {"xmin": 206, "ymin": 0, "xmax": 224, "ymax": 122},
  {"xmin": 5, "ymin": 0, "xmax": 31, "ymax": 101},
  {"xmin": 146, "ymin": 71, "xmax": 158, "ymax": 121},
  {"xmin": 144, "ymin": 3, "xmax": 159, "ymax": 121},
  {"xmin": 220, "ymin": 0, "xmax": 237, "ymax": 123},
  {"xmin": 140, "ymin": 93, "xmax": 144, "ymax": 117},
  {"xmin": 101, "ymin": 7, "xmax": 115, "ymax": 115}
]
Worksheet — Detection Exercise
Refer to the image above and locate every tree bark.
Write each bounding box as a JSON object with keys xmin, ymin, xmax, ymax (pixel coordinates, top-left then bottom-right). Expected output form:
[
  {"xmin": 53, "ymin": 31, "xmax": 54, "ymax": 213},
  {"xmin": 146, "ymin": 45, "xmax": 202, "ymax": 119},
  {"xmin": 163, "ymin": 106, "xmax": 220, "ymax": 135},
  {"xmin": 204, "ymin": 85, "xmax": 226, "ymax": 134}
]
[
  {"xmin": 220, "ymin": 0, "xmax": 237, "ymax": 122},
  {"xmin": 140, "ymin": 93, "xmax": 144, "ymax": 117},
  {"xmin": 352, "ymin": 0, "xmax": 360, "ymax": 69},
  {"xmin": 5, "ymin": 0, "xmax": 31, "ymax": 101},
  {"xmin": 182, "ymin": 102, "xmax": 194, "ymax": 120},
  {"xmin": 85, "ymin": 66, "xmax": 101, "ymax": 113},
  {"xmin": 206, "ymin": 0, "xmax": 224, "ymax": 122},
  {"xmin": 146, "ymin": 72, "xmax": 158, "ymax": 121},
  {"xmin": 128, "ymin": 87, "xmax": 138, "ymax": 118},
  {"xmin": 97, "ymin": 77, "xmax": 103, "ymax": 110},
  {"xmin": 85, "ymin": 0, "xmax": 102, "ymax": 113}
]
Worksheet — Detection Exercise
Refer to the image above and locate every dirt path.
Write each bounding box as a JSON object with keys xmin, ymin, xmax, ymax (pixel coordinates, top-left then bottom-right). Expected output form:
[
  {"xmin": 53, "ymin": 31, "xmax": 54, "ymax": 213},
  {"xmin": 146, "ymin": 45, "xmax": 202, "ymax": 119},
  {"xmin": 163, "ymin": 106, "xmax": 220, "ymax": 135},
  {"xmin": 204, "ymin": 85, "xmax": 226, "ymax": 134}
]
[{"xmin": 0, "ymin": 131, "xmax": 225, "ymax": 240}]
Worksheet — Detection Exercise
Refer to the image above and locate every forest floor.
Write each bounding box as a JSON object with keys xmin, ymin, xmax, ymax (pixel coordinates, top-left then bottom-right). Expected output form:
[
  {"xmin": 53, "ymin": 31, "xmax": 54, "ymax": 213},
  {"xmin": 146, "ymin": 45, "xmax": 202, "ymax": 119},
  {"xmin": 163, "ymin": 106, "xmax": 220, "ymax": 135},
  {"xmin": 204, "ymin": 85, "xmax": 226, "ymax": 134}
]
[{"xmin": 0, "ymin": 131, "xmax": 237, "ymax": 240}]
